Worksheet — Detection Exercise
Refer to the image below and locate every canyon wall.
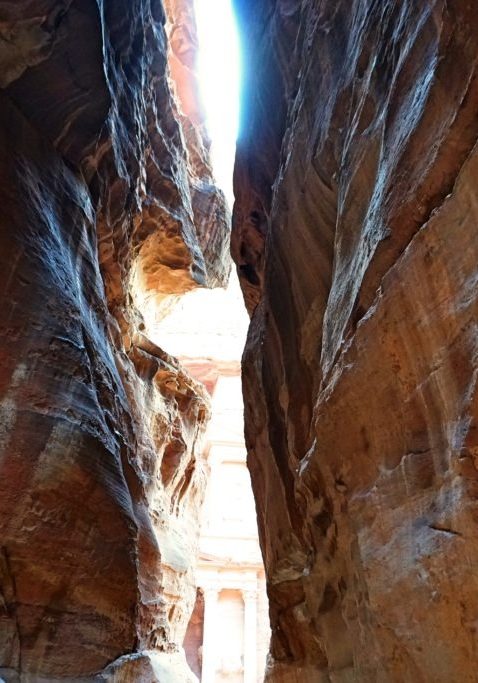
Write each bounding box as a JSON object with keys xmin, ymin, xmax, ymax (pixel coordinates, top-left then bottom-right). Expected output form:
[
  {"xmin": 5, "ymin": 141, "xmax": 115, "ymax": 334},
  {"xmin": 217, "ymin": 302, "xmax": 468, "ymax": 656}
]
[
  {"xmin": 233, "ymin": 1, "xmax": 478, "ymax": 681},
  {"xmin": 0, "ymin": 0, "xmax": 229, "ymax": 681}
]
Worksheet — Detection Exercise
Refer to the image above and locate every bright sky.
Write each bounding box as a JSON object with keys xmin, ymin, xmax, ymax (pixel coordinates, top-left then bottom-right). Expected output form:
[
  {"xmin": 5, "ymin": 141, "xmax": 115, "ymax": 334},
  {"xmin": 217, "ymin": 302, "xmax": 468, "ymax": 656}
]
[
  {"xmin": 194, "ymin": 0, "xmax": 241, "ymax": 206},
  {"xmin": 148, "ymin": 3, "xmax": 246, "ymax": 362}
]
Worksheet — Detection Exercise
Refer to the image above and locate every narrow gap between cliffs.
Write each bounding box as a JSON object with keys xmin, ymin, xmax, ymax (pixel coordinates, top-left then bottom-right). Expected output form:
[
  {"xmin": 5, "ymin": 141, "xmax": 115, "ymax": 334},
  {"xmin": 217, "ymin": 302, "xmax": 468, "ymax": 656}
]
[{"xmin": 148, "ymin": 2, "xmax": 269, "ymax": 680}]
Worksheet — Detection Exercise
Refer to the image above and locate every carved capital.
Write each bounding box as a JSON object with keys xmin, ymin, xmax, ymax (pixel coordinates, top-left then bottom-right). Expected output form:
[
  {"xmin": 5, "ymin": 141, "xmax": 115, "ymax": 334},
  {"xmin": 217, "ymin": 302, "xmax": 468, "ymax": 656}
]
[
  {"xmin": 242, "ymin": 589, "xmax": 258, "ymax": 603},
  {"xmin": 202, "ymin": 585, "xmax": 220, "ymax": 601}
]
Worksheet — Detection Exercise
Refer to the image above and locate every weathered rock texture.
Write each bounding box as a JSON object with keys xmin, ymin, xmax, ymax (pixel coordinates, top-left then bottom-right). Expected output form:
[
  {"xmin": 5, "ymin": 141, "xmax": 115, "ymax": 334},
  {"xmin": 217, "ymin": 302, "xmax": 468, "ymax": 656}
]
[
  {"xmin": 0, "ymin": 0, "xmax": 229, "ymax": 680},
  {"xmin": 233, "ymin": 1, "xmax": 478, "ymax": 681}
]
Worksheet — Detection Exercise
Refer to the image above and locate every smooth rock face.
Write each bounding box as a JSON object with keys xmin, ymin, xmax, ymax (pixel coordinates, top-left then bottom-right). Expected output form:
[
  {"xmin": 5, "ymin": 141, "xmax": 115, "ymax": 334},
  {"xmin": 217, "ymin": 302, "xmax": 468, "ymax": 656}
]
[
  {"xmin": 0, "ymin": 0, "xmax": 229, "ymax": 680},
  {"xmin": 183, "ymin": 589, "xmax": 204, "ymax": 679},
  {"xmin": 233, "ymin": 1, "xmax": 478, "ymax": 680}
]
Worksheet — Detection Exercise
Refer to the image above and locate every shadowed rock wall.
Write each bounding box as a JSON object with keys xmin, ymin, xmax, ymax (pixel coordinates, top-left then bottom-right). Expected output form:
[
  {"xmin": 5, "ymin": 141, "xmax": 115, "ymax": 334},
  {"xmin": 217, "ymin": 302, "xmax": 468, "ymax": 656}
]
[
  {"xmin": 233, "ymin": 1, "xmax": 478, "ymax": 681},
  {"xmin": 0, "ymin": 0, "xmax": 229, "ymax": 680}
]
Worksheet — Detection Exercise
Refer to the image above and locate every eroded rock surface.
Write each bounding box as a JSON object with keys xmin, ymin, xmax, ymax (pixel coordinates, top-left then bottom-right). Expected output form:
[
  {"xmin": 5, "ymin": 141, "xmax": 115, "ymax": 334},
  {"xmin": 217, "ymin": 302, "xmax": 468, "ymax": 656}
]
[
  {"xmin": 233, "ymin": 1, "xmax": 478, "ymax": 681},
  {"xmin": 0, "ymin": 0, "xmax": 229, "ymax": 680}
]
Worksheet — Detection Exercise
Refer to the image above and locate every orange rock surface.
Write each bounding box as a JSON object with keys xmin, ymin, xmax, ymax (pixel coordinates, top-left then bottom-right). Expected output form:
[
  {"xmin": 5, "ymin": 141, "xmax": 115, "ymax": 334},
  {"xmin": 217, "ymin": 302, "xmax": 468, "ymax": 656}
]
[
  {"xmin": 0, "ymin": 0, "xmax": 229, "ymax": 680},
  {"xmin": 233, "ymin": 1, "xmax": 478, "ymax": 681}
]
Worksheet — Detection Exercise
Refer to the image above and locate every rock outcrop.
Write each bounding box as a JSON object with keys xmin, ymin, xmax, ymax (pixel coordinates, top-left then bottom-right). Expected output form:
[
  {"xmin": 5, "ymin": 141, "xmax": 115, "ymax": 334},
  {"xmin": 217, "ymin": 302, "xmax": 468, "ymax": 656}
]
[
  {"xmin": 233, "ymin": 1, "xmax": 478, "ymax": 681},
  {"xmin": 0, "ymin": 0, "xmax": 229, "ymax": 680}
]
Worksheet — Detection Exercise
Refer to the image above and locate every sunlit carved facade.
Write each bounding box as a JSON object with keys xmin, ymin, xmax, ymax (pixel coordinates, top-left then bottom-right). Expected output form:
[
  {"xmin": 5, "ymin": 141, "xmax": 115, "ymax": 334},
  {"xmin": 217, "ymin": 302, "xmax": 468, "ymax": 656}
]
[
  {"xmin": 151, "ymin": 276, "xmax": 270, "ymax": 682},
  {"xmin": 183, "ymin": 362, "xmax": 269, "ymax": 682}
]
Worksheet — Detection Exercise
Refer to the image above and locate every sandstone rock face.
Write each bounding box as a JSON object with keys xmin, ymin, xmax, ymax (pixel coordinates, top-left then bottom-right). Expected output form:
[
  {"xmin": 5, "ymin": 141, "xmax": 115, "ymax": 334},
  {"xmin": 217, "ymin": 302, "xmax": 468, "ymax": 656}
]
[
  {"xmin": 183, "ymin": 588, "xmax": 204, "ymax": 679},
  {"xmin": 233, "ymin": 1, "xmax": 478, "ymax": 680},
  {"xmin": 0, "ymin": 0, "xmax": 229, "ymax": 680}
]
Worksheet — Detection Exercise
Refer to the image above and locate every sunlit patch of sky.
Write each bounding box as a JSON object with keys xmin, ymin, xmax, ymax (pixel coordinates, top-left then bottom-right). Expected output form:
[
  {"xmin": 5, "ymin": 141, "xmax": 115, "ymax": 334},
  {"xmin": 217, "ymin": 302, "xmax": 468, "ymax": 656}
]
[{"xmin": 194, "ymin": 0, "xmax": 241, "ymax": 207}]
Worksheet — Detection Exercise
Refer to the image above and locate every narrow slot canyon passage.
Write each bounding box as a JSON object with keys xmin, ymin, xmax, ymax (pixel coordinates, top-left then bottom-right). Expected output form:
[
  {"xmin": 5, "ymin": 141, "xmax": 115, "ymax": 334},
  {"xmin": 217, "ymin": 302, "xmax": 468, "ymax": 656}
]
[
  {"xmin": 146, "ymin": 2, "xmax": 271, "ymax": 679},
  {"xmin": 152, "ymin": 275, "xmax": 270, "ymax": 683},
  {"xmin": 2, "ymin": 0, "xmax": 478, "ymax": 682}
]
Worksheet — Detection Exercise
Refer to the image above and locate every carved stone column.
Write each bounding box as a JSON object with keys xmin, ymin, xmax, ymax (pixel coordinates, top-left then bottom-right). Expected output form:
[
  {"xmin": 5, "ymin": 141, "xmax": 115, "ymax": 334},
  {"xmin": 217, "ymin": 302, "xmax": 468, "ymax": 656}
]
[
  {"xmin": 202, "ymin": 586, "xmax": 219, "ymax": 683},
  {"xmin": 242, "ymin": 589, "xmax": 258, "ymax": 683}
]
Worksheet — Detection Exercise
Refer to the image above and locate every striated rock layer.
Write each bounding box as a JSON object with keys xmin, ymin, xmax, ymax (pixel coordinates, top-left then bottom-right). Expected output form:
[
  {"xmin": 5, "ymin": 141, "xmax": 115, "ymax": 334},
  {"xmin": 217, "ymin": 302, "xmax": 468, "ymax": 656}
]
[
  {"xmin": 0, "ymin": 0, "xmax": 229, "ymax": 680},
  {"xmin": 233, "ymin": 1, "xmax": 478, "ymax": 681}
]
